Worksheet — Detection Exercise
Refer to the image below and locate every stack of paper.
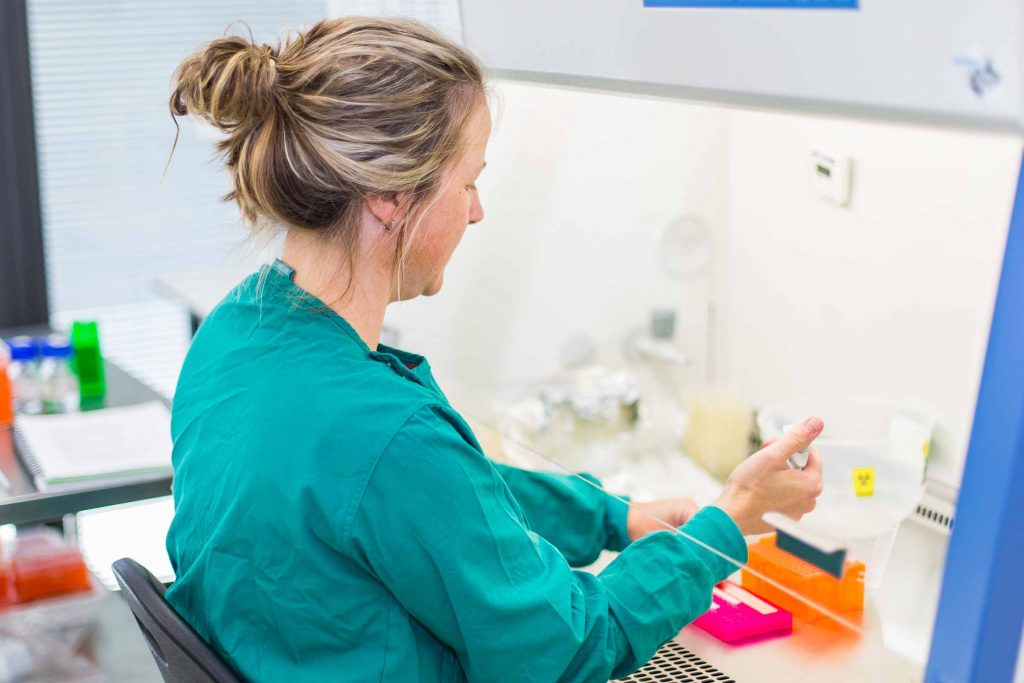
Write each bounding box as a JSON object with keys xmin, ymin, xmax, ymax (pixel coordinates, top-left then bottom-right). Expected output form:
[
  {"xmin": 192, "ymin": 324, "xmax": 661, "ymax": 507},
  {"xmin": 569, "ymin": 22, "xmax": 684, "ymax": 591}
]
[{"xmin": 13, "ymin": 401, "xmax": 172, "ymax": 491}]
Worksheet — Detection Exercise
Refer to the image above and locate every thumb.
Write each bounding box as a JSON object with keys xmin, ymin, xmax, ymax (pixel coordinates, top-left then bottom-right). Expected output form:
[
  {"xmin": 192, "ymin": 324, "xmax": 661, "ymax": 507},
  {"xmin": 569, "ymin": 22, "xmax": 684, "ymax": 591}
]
[
  {"xmin": 678, "ymin": 498, "xmax": 699, "ymax": 525},
  {"xmin": 765, "ymin": 416, "xmax": 824, "ymax": 463}
]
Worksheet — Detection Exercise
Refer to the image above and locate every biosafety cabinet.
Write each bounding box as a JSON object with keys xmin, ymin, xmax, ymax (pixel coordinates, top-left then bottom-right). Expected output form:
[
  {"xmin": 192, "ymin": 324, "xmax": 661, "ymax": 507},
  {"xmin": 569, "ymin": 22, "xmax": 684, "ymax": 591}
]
[{"xmin": 459, "ymin": 2, "xmax": 1024, "ymax": 681}]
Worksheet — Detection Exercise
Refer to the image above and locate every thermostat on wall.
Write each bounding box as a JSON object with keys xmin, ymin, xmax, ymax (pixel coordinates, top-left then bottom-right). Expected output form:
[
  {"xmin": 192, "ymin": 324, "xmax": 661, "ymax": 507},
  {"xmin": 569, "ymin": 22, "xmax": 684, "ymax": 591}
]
[{"xmin": 809, "ymin": 149, "xmax": 852, "ymax": 207}]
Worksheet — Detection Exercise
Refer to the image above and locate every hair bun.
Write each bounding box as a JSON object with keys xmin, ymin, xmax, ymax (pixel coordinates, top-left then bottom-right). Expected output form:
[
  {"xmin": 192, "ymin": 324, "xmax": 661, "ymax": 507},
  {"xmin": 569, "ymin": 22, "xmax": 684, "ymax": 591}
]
[
  {"xmin": 167, "ymin": 17, "xmax": 486, "ymax": 234},
  {"xmin": 170, "ymin": 36, "xmax": 278, "ymax": 133}
]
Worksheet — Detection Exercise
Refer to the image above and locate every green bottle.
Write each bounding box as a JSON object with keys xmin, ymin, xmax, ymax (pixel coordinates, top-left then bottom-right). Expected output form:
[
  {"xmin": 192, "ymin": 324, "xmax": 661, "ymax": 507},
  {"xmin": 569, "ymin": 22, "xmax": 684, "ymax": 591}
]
[{"xmin": 70, "ymin": 321, "xmax": 106, "ymax": 410}]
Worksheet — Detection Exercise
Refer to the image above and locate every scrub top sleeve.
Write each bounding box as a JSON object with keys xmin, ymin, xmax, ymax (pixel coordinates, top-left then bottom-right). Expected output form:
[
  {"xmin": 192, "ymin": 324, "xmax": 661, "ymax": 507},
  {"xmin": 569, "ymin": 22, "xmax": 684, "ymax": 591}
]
[
  {"xmin": 348, "ymin": 406, "xmax": 748, "ymax": 683},
  {"xmin": 491, "ymin": 464, "xmax": 632, "ymax": 566}
]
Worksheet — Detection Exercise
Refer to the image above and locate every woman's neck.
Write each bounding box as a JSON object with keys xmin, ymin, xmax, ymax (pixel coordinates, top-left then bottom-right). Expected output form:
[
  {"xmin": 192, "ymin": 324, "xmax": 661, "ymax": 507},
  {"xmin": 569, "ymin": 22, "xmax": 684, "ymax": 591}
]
[{"xmin": 281, "ymin": 231, "xmax": 391, "ymax": 350}]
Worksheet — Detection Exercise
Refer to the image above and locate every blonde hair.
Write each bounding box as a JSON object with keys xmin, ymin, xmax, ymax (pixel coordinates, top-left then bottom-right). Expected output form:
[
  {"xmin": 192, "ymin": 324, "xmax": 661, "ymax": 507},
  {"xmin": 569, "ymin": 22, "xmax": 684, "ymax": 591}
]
[{"xmin": 169, "ymin": 17, "xmax": 486, "ymax": 284}]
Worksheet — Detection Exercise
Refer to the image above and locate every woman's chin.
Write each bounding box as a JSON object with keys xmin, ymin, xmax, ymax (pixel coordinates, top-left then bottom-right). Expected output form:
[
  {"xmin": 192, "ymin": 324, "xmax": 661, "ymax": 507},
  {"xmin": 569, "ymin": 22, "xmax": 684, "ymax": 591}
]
[
  {"xmin": 398, "ymin": 276, "xmax": 443, "ymax": 301},
  {"xmin": 422, "ymin": 275, "xmax": 444, "ymax": 297}
]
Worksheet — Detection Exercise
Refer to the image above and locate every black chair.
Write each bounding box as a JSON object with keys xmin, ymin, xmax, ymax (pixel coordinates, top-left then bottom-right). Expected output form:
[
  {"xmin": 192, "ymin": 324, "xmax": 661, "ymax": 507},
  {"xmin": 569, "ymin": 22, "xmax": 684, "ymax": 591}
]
[{"xmin": 112, "ymin": 558, "xmax": 241, "ymax": 683}]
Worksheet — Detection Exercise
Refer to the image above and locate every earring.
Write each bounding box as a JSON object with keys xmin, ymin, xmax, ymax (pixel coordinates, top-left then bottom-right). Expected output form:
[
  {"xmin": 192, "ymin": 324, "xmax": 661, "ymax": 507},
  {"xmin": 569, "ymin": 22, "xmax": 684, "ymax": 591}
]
[{"xmin": 383, "ymin": 220, "xmax": 396, "ymax": 233}]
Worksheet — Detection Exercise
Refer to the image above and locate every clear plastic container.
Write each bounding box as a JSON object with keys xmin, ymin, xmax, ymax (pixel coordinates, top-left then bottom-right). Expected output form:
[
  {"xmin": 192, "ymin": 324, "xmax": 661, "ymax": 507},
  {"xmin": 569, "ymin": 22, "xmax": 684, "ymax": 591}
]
[
  {"xmin": 4, "ymin": 337, "xmax": 42, "ymax": 416},
  {"xmin": 757, "ymin": 397, "xmax": 935, "ymax": 588},
  {"xmin": 10, "ymin": 528, "xmax": 91, "ymax": 603},
  {"xmin": 38, "ymin": 335, "xmax": 79, "ymax": 414}
]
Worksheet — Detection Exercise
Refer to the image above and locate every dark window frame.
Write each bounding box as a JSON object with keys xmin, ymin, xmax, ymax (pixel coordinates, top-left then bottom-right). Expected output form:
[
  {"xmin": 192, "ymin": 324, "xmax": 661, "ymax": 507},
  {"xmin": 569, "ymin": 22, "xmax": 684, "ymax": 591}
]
[{"xmin": 0, "ymin": 0, "xmax": 48, "ymax": 328}]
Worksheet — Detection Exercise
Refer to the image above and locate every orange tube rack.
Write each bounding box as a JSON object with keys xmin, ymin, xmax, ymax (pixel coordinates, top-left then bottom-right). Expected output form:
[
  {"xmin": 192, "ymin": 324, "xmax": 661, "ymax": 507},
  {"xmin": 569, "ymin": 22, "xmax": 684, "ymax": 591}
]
[{"xmin": 741, "ymin": 534, "xmax": 865, "ymax": 623}]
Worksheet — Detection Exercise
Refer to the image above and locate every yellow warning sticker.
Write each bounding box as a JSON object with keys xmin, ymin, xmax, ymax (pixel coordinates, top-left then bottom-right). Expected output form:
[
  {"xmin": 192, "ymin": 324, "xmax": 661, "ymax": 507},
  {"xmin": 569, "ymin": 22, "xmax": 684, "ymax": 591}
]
[{"xmin": 853, "ymin": 467, "xmax": 875, "ymax": 497}]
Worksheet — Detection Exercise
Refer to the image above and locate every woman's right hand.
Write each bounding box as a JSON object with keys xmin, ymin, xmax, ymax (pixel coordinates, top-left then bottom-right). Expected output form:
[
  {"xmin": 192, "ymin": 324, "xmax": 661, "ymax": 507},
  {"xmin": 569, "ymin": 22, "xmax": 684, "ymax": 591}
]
[{"xmin": 713, "ymin": 417, "xmax": 825, "ymax": 535}]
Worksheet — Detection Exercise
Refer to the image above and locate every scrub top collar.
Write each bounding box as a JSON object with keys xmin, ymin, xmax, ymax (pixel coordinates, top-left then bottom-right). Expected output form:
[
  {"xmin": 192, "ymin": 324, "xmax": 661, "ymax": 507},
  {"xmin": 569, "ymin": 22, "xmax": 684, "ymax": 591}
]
[{"xmin": 264, "ymin": 259, "xmax": 434, "ymax": 388}]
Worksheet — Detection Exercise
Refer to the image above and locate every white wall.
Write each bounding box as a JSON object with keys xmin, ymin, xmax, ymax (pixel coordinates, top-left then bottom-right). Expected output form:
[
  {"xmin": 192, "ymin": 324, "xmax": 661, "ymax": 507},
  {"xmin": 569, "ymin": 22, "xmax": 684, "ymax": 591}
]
[
  {"xmin": 718, "ymin": 109, "xmax": 1020, "ymax": 489},
  {"xmin": 386, "ymin": 80, "xmax": 729, "ymax": 408},
  {"xmin": 385, "ymin": 79, "xmax": 1020, "ymax": 492}
]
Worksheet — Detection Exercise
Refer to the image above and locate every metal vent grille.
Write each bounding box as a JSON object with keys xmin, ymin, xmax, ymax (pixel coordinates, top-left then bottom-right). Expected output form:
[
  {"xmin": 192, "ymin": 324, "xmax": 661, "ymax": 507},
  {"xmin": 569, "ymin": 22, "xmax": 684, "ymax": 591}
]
[
  {"xmin": 615, "ymin": 641, "xmax": 735, "ymax": 682},
  {"xmin": 913, "ymin": 503, "xmax": 955, "ymax": 532},
  {"xmin": 910, "ymin": 485, "xmax": 957, "ymax": 535}
]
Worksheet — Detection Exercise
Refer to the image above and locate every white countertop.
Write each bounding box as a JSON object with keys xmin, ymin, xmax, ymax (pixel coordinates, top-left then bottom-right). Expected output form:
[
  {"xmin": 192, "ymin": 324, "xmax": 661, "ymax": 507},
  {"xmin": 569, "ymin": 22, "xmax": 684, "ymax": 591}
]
[{"xmin": 565, "ymin": 451, "xmax": 949, "ymax": 683}]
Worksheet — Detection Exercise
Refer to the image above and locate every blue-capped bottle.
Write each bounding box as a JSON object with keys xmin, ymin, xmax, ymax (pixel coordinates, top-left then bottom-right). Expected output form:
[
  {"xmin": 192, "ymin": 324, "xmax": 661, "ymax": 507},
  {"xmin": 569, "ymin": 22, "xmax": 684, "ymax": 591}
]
[
  {"xmin": 5, "ymin": 337, "xmax": 43, "ymax": 416},
  {"xmin": 39, "ymin": 335, "xmax": 79, "ymax": 414}
]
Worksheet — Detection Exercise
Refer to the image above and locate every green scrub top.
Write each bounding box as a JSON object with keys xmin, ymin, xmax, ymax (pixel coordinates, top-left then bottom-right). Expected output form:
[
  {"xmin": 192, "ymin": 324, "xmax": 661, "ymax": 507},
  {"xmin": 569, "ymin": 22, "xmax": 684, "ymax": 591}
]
[{"xmin": 166, "ymin": 259, "xmax": 747, "ymax": 683}]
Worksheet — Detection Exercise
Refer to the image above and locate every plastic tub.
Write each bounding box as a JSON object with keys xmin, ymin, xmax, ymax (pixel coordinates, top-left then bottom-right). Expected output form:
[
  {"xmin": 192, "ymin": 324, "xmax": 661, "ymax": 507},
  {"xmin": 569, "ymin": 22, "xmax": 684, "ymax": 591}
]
[
  {"xmin": 10, "ymin": 529, "xmax": 91, "ymax": 603},
  {"xmin": 757, "ymin": 398, "xmax": 934, "ymax": 588}
]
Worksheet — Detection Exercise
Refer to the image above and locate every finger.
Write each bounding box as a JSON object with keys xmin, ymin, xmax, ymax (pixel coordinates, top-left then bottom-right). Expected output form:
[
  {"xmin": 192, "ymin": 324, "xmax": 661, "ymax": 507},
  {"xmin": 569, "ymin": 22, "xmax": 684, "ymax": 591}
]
[
  {"xmin": 762, "ymin": 438, "xmax": 777, "ymax": 448},
  {"xmin": 765, "ymin": 416, "xmax": 824, "ymax": 463}
]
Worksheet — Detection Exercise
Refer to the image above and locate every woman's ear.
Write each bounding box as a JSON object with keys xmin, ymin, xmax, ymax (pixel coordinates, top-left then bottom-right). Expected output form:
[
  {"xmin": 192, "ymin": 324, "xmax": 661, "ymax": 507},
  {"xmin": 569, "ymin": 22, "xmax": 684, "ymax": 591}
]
[{"xmin": 365, "ymin": 193, "xmax": 402, "ymax": 231}]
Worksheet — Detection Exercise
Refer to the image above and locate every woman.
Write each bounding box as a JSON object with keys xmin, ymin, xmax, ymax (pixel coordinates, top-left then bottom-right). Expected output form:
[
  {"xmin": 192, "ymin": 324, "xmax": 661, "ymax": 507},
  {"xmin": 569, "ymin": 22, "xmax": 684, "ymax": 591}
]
[{"xmin": 165, "ymin": 17, "xmax": 823, "ymax": 682}]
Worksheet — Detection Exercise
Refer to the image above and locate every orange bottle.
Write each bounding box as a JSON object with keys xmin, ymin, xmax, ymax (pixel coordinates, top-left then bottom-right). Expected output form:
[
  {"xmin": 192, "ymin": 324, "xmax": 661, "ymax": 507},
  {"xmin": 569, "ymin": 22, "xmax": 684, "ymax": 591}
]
[
  {"xmin": 741, "ymin": 534, "xmax": 864, "ymax": 623},
  {"xmin": 0, "ymin": 354, "xmax": 12, "ymax": 428}
]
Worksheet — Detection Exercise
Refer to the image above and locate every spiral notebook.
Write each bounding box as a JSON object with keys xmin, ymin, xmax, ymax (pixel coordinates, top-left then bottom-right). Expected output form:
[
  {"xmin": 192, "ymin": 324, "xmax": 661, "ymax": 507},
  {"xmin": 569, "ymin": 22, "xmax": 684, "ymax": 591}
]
[{"xmin": 13, "ymin": 401, "xmax": 172, "ymax": 492}]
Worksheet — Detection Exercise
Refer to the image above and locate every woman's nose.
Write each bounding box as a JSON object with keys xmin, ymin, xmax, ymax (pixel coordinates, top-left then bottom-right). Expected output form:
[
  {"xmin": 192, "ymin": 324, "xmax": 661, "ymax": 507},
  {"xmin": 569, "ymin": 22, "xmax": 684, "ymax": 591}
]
[{"xmin": 469, "ymin": 193, "xmax": 484, "ymax": 225}]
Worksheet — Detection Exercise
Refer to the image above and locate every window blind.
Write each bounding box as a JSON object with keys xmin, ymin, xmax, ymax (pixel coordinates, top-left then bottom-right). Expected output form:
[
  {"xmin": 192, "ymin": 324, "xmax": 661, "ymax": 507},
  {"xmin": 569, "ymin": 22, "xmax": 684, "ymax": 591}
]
[{"xmin": 27, "ymin": 0, "xmax": 326, "ymax": 396}]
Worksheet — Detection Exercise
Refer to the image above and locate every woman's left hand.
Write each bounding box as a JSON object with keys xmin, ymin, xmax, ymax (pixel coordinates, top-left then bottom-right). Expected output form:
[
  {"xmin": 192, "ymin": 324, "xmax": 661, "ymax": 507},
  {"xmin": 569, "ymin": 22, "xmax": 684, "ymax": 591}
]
[{"xmin": 626, "ymin": 498, "xmax": 700, "ymax": 542}]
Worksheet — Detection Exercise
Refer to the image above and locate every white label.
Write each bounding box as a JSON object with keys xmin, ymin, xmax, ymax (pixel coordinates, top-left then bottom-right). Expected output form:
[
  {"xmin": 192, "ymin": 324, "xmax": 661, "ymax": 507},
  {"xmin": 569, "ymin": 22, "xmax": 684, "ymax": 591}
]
[{"xmin": 723, "ymin": 583, "xmax": 778, "ymax": 615}]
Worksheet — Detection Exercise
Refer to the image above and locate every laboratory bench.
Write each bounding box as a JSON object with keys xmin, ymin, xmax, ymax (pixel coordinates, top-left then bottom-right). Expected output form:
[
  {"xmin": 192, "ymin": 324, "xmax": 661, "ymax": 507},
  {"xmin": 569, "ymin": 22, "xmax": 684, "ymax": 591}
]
[
  {"xmin": 0, "ymin": 325, "xmax": 171, "ymax": 526},
  {"xmin": 668, "ymin": 515, "xmax": 944, "ymax": 682},
  {"xmin": 578, "ymin": 451, "xmax": 950, "ymax": 683}
]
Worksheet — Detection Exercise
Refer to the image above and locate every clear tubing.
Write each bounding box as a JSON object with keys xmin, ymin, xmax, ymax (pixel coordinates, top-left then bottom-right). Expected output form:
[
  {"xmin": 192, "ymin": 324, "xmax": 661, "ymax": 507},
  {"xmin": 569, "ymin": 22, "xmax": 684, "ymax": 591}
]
[{"xmin": 468, "ymin": 412, "xmax": 865, "ymax": 636}]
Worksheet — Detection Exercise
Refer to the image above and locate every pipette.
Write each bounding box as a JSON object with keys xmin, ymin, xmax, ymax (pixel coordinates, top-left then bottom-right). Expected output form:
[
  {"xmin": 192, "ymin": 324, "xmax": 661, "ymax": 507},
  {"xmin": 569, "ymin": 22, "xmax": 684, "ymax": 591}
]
[{"xmin": 782, "ymin": 423, "xmax": 810, "ymax": 470}]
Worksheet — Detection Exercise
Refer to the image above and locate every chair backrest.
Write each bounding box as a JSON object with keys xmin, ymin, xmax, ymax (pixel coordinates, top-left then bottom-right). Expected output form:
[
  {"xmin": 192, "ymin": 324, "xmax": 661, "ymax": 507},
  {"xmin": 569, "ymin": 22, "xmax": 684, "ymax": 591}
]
[{"xmin": 112, "ymin": 558, "xmax": 242, "ymax": 683}]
